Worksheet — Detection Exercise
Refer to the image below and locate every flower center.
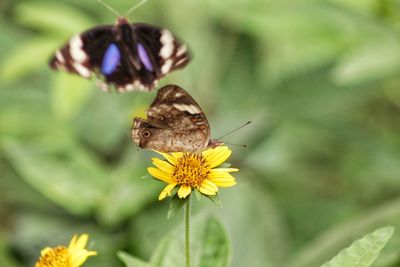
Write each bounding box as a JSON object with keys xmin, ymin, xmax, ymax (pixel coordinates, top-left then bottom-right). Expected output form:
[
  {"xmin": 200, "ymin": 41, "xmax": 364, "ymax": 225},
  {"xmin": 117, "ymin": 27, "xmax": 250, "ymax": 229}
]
[
  {"xmin": 35, "ymin": 246, "xmax": 71, "ymax": 267},
  {"xmin": 173, "ymin": 153, "xmax": 210, "ymax": 188}
]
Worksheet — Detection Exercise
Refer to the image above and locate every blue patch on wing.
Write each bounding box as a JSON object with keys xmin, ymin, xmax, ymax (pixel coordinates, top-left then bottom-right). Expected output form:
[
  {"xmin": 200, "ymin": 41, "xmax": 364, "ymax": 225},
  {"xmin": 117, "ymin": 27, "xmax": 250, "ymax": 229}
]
[
  {"xmin": 101, "ymin": 43, "xmax": 120, "ymax": 75},
  {"xmin": 137, "ymin": 43, "xmax": 154, "ymax": 72}
]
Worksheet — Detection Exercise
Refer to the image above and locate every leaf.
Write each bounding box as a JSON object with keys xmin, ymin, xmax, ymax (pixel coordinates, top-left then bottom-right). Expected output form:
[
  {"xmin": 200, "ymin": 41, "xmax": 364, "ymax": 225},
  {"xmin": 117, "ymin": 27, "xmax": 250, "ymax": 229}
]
[
  {"xmin": 332, "ymin": 39, "xmax": 400, "ymax": 86},
  {"xmin": 14, "ymin": 1, "xmax": 94, "ymax": 36},
  {"xmin": 1, "ymin": 137, "xmax": 107, "ymax": 215},
  {"xmin": 50, "ymin": 73, "xmax": 94, "ymax": 120},
  {"xmin": 198, "ymin": 217, "xmax": 231, "ymax": 267},
  {"xmin": 0, "ymin": 38, "xmax": 58, "ymax": 83},
  {"xmin": 167, "ymin": 195, "xmax": 188, "ymax": 219},
  {"xmin": 284, "ymin": 197, "xmax": 400, "ymax": 267},
  {"xmin": 320, "ymin": 227, "xmax": 394, "ymax": 267},
  {"xmin": 205, "ymin": 193, "xmax": 222, "ymax": 207},
  {"xmin": 0, "ymin": 234, "xmax": 19, "ymax": 267},
  {"xmin": 149, "ymin": 214, "xmax": 231, "ymax": 267},
  {"xmin": 97, "ymin": 149, "xmax": 161, "ymax": 227},
  {"xmin": 118, "ymin": 251, "xmax": 155, "ymax": 267},
  {"xmin": 194, "ymin": 189, "xmax": 202, "ymax": 201}
]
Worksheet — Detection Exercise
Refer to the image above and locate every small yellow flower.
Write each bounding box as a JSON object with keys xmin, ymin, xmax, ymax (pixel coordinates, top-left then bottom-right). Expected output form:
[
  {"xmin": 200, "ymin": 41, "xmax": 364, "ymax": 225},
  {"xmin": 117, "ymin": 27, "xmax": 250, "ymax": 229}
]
[
  {"xmin": 35, "ymin": 234, "xmax": 97, "ymax": 267},
  {"xmin": 147, "ymin": 146, "xmax": 238, "ymax": 200}
]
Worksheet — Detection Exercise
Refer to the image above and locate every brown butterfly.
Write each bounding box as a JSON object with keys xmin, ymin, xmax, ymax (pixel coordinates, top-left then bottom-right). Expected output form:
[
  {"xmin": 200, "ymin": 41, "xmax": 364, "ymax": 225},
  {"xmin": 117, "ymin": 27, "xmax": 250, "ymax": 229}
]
[{"xmin": 131, "ymin": 84, "xmax": 222, "ymax": 152}]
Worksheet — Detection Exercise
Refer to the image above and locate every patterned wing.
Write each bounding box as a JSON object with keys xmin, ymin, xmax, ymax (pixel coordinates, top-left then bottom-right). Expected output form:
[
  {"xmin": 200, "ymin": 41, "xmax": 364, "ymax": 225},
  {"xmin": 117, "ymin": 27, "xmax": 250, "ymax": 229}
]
[
  {"xmin": 133, "ymin": 23, "xmax": 190, "ymax": 78},
  {"xmin": 49, "ymin": 26, "xmax": 113, "ymax": 85},
  {"xmin": 131, "ymin": 85, "xmax": 210, "ymax": 152},
  {"xmin": 50, "ymin": 19, "xmax": 191, "ymax": 93}
]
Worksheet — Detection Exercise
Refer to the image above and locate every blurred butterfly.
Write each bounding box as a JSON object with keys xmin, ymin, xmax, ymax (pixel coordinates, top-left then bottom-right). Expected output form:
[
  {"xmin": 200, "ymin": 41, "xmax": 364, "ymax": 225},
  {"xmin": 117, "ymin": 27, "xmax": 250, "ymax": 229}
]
[
  {"xmin": 132, "ymin": 84, "xmax": 223, "ymax": 152},
  {"xmin": 49, "ymin": 16, "xmax": 190, "ymax": 92}
]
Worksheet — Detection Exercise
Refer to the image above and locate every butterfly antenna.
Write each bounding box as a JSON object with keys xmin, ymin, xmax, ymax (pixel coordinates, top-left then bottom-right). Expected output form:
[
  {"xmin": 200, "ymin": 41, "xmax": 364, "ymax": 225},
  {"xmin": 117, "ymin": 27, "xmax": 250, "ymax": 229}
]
[
  {"xmin": 215, "ymin": 121, "xmax": 252, "ymax": 141},
  {"xmin": 223, "ymin": 141, "xmax": 247, "ymax": 148},
  {"xmin": 97, "ymin": 0, "xmax": 120, "ymax": 16},
  {"xmin": 124, "ymin": 0, "xmax": 148, "ymax": 17}
]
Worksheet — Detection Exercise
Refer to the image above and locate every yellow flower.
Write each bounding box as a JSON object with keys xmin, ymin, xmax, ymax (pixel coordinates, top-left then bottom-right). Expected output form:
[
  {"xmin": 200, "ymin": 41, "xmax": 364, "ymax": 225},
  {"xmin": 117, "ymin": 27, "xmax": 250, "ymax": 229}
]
[
  {"xmin": 35, "ymin": 234, "xmax": 97, "ymax": 267},
  {"xmin": 147, "ymin": 146, "xmax": 238, "ymax": 200}
]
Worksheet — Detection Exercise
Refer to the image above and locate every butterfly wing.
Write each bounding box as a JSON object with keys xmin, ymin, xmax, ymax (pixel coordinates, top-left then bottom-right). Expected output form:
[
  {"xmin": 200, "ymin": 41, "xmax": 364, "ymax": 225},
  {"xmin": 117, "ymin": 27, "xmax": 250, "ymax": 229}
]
[
  {"xmin": 49, "ymin": 19, "xmax": 191, "ymax": 93},
  {"xmin": 131, "ymin": 85, "xmax": 210, "ymax": 152},
  {"xmin": 133, "ymin": 23, "xmax": 190, "ymax": 77}
]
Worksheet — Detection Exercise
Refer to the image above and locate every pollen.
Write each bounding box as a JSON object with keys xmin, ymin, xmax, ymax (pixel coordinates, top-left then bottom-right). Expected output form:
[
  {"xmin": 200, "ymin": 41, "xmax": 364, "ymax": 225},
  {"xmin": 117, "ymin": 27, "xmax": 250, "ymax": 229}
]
[
  {"xmin": 172, "ymin": 153, "xmax": 210, "ymax": 188},
  {"xmin": 35, "ymin": 246, "xmax": 70, "ymax": 267}
]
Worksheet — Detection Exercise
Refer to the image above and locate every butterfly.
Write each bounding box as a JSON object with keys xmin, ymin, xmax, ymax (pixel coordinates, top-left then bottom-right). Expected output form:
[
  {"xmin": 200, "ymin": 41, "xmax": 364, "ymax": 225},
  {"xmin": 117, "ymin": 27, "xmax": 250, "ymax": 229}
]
[
  {"xmin": 49, "ymin": 17, "xmax": 190, "ymax": 92},
  {"xmin": 131, "ymin": 84, "xmax": 222, "ymax": 152}
]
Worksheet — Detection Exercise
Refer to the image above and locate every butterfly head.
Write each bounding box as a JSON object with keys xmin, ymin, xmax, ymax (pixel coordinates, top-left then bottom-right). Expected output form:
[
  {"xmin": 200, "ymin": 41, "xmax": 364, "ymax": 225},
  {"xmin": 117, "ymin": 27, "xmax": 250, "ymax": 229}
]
[
  {"xmin": 131, "ymin": 118, "xmax": 151, "ymax": 148},
  {"xmin": 116, "ymin": 16, "xmax": 129, "ymax": 26},
  {"xmin": 208, "ymin": 139, "xmax": 224, "ymax": 149}
]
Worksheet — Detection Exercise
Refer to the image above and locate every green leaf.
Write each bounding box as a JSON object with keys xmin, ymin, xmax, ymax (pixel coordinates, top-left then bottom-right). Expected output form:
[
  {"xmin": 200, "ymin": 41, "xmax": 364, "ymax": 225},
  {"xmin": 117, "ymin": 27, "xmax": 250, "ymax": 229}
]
[
  {"xmin": 0, "ymin": 38, "xmax": 58, "ymax": 83},
  {"xmin": 1, "ymin": 137, "xmax": 107, "ymax": 215},
  {"xmin": 150, "ymin": 214, "xmax": 231, "ymax": 267},
  {"xmin": 14, "ymin": 1, "xmax": 94, "ymax": 36},
  {"xmin": 50, "ymin": 73, "xmax": 94, "ymax": 120},
  {"xmin": 0, "ymin": 234, "xmax": 19, "ymax": 267},
  {"xmin": 206, "ymin": 193, "xmax": 222, "ymax": 207},
  {"xmin": 167, "ymin": 195, "xmax": 187, "ymax": 219},
  {"xmin": 198, "ymin": 217, "xmax": 231, "ymax": 267},
  {"xmin": 194, "ymin": 189, "xmax": 202, "ymax": 201},
  {"xmin": 118, "ymin": 251, "xmax": 155, "ymax": 267},
  {"xmin": 97, "ymin": 149, "xmax": 161, "ymax": 227},
  {"xmin": 332, "ymin": 39, "xmax": 400, "ymax": 86},
  {"xmin": 320, "ymin": 227, "xmax": 394, "ymax": 267},
  {"xmin": 142, "ymin": 174, "xmax": 153, "ymax": 179}
]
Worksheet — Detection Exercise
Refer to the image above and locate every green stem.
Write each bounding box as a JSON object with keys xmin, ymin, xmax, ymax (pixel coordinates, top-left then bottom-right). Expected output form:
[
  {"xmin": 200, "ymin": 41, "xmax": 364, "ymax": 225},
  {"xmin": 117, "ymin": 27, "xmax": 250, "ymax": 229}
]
[{"xmin": 185, "ymin": 196, "xmax": 191, "ymax": 267}]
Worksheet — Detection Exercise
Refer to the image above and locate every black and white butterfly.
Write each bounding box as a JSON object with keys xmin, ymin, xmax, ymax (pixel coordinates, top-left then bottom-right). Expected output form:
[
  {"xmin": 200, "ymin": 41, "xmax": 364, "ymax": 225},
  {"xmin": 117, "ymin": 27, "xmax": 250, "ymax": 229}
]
[{"xmin": 49, "ymin": 17, "xmax": 190, "ymax": 92}]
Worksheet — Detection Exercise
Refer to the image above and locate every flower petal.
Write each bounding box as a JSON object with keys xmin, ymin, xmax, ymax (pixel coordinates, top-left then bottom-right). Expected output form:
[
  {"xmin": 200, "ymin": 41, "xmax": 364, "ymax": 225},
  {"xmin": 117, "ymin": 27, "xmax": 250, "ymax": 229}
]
[
  {"xmin": 158, "ymin": 183, "xmax": 177, "ymax": 200},
  {"xmin": 171, "ymin": 152, "xmax": 183, "ymax": 160},
  {"xmin": 209, "ymin": 177, "xmax": 236, "ymax": 187},
  {"xmin": 73, "ymin": 234, "xmax": 88, "ymax": 250},
  {"xmin": 70, "ymin": 250, "xmax": 97, "ymax": 267},
  {"xmin": 199, "ymin": 179, "xmax": 218, "ymax": 195},
  {"xmin": 152, "ymin": 158, "xmax": 173, "ymax": 174},
  {"xmin": 203, "ymin": 146, "xmax": 232, "ymax": 168},
  {"xmin": 154, "ymin": 151, "xmax": 177, "ymax": 164},
  {"xmin": 147, "ymin": 167, "xmax": 175, "ymax": 183},
  {"xmin": 40, "ymin": 247, "xmax": 52, "ymax": 256},
  {"xmin": 202, "ymin": 146, "xmax": 228, "ymax": 160},
  {"xmin": 177, "ymin": 185, "xmax": 192, "ymax": 198},
  {"xmin": 68, "ymin": 235, "xmax": 78, "ymax": 249},
  {"xmin": 211, "ymin": 167, "xmax": 239, "ymax": 173}
]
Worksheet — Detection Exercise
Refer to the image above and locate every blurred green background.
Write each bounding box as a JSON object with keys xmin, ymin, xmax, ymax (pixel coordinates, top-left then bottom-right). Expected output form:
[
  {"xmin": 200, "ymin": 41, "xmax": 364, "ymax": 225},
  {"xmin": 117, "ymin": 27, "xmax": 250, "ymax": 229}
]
[{"xmin": 1, "ymin": 0, "xmax": 400, "ymax": 266}]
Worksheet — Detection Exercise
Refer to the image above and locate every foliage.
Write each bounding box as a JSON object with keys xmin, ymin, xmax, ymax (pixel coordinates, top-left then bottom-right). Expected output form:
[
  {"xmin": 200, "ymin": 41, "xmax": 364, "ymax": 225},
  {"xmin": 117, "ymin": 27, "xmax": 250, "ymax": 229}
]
[{"xmin": 1, "ymin": 0, "xmax": 400, "ymax": 266}]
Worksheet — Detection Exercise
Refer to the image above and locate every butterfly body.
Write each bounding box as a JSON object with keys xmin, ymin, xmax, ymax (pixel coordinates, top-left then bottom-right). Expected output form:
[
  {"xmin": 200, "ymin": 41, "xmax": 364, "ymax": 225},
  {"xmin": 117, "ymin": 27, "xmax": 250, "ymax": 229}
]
[
  {"xmin": 50, "ymin": 17, "xmax": 190, "ymax": 92},
  {"xmin": 132, "ymin": 85, "xmax": 222, "ymax": 152}
]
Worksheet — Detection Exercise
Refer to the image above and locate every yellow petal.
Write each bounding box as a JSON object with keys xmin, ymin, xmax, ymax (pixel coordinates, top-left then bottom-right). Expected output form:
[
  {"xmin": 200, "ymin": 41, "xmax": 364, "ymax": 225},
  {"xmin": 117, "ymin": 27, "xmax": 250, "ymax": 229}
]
[
  {"xmin": 147, "ymin": 167, "xmax": 175, "ymax": 183},
  {"xmin": 68, "ymin": 235, "xmax": 78, "ymax": 249},
  {"xmin": 152, "ymin": 158, "xmax": 173, "ymax": 174},
  {"xmin": 177, "ymin": 185, "xmax": 192, "ymax": 198},
  {"xmin": 158, "ymin": 183, "xmax": 177, "ymax": 200},
  {"xmin": 40, "ymin": 247, "xmax": 52, "ymax": 256},
  {"xmin": 204, "ymin": 147, "xmax": 232, "ymax": 168},
  {"xmin": 209, "ymin": 171, "xmax": 236, "ymax": 187},
  {"xmin": 209, "ymin": 177, "xmax": 236, "ymax": 187},
  {"xmin": 171, "ymin": 152, "xmax": 183, "ymax": 160},
  {"xmin": 202, "ymin": 146, "xmax": 228, "ymax": 160},
  {"xmin": 70, "ymin": 250, "xmax": 96, "ymax": 267},
  {"xmin": 211, "ymin": 168, "xmax": 239, "ymax": 173},
  {"xmin": 199, "ymin": 179, "xmax": 218, "ymax": 195},
  {"xmin": 154, "ymin": 151, "xmax": 177, "ymax": 165},
  {"xmin": 74, "ymin": 234, "xmax": 88, "ymax": 250},
  {"xmin": 209, "ymin": 171, "xmax": 234, "ymax": 179}
]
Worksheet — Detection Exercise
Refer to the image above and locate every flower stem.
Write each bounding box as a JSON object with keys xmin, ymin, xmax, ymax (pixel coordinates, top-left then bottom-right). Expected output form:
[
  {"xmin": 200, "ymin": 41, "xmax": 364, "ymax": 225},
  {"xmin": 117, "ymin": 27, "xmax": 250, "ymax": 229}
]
[{"xmin": 185, "ymin": 196, "xmax": 191, "ymax": 267}]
